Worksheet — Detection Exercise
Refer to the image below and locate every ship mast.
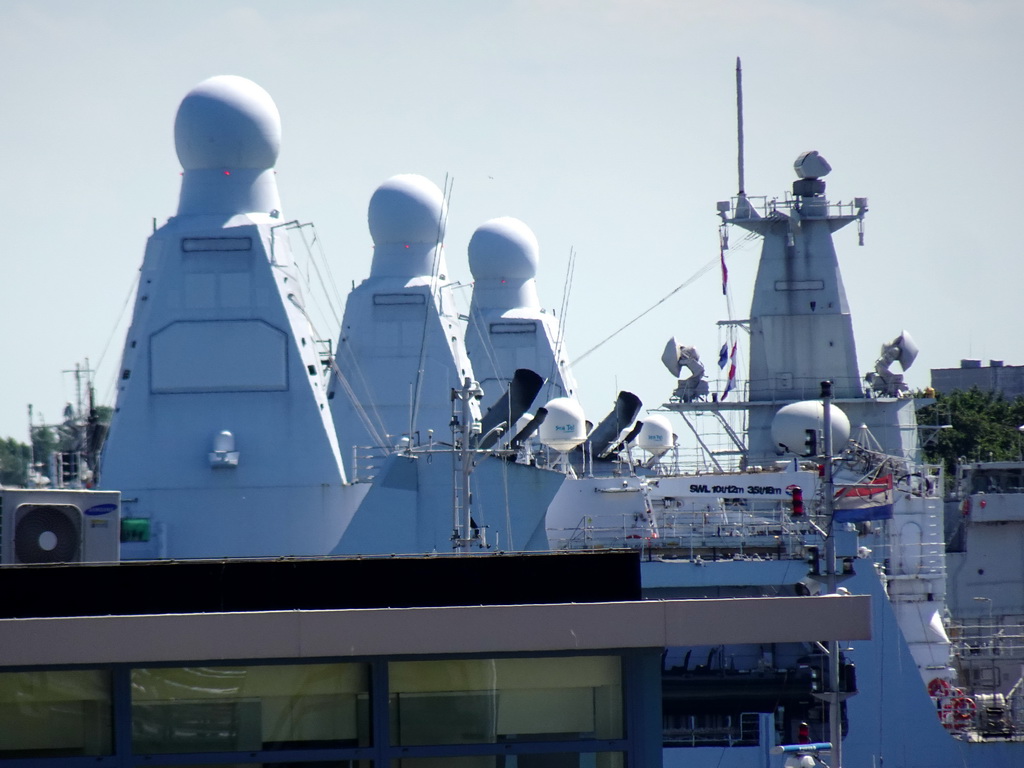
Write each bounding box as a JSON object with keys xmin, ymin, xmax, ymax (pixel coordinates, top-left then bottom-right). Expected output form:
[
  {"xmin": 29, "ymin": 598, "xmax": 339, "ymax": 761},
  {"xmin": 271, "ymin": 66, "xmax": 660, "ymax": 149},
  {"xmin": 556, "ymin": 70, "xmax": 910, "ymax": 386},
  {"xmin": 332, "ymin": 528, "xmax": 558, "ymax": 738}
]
[{"xmin": 736, "ymin": 57, "xmax": 745, "ymax": 197}]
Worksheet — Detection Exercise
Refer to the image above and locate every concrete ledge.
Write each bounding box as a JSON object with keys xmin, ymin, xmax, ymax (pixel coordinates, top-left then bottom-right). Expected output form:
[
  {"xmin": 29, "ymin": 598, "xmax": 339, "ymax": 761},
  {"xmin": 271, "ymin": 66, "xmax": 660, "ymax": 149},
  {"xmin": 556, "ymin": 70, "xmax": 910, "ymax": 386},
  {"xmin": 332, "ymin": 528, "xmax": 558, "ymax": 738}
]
[{"xmin": 0, "ymin": 595, "xmax": 870, "ymax": 667}]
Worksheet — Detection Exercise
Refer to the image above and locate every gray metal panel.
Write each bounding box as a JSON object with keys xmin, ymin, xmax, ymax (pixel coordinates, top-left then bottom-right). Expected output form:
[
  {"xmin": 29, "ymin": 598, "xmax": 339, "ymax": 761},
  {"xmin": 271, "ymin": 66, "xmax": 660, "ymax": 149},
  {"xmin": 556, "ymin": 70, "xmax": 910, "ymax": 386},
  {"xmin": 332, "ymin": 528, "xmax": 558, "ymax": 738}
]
[{"xmin": 0, "ymin": 595, "xmax": 870, "ymax": 667}]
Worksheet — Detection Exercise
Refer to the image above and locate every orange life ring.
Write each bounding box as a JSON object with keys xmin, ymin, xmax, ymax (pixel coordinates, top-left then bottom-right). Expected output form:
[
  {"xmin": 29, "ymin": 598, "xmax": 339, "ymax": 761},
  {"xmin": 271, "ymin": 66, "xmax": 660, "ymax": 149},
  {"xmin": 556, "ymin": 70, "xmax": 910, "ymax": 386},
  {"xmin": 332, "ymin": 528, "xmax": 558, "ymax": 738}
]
[
  {"xmin": 928, "ymin": 678, "xmax": 952, "ymax": 697},
  {"xmin": 940, "ymin": 696, "xmax": 976, "ymax": 729}
]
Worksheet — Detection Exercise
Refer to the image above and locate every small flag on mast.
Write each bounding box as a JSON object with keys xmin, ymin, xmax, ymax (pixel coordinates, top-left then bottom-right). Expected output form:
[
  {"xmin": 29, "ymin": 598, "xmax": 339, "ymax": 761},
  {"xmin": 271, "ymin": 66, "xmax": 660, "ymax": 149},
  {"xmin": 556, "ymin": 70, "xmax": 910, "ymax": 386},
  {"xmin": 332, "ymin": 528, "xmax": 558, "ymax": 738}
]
[
  {"xmin": 722, "ymin": 342, "xmax": 738, "ymax": 399},
  {"xmin": 720, "ymin": 246, "xmax": 728, "ymax": 296},
  {"xmin": 718, "ymin": 344, "xmax": 729, "ymax": 369}
]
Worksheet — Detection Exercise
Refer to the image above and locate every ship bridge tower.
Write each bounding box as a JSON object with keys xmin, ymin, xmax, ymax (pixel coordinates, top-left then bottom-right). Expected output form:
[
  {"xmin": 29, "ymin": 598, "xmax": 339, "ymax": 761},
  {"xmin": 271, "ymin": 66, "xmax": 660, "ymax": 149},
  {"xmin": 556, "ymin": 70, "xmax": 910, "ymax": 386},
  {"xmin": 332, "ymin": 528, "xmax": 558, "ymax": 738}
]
[
  {"xmin": 739, "ymin": 151, "xmax": 862, "ymax": 403},
  {"xmin": 328, "ymin": 175, "xmax": 477, "ymax": 478},
  {"xmin": 466, "ymin": 217, "xmax": 578, "ymax": 405},
  {"xmin": 100, "ymin": 76, "xmax": 350, "ymax": 558},
  {"xmin": 667, "ymin": 153, "xmax": 920, "ymax": 464},
  {"xmin": 732, "ymin": 152, "xmax": 867, "ymax": 462},
  {"xmin": 722, "ymin": 152, "xmax": 917, "ymax": 463}
]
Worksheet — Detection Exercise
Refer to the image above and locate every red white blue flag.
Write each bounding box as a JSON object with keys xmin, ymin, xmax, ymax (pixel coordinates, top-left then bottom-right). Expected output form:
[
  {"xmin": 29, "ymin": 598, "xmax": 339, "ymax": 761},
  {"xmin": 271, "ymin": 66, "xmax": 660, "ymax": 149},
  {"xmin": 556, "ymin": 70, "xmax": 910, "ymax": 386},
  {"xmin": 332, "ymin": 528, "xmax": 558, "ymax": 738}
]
[
  {"xmin": 721, "ymin": 342, "xmax": 738, "ymax": 399},
  {"xmin": 834, "ymin": 474, "xmax": 895, "ymax": 523}
]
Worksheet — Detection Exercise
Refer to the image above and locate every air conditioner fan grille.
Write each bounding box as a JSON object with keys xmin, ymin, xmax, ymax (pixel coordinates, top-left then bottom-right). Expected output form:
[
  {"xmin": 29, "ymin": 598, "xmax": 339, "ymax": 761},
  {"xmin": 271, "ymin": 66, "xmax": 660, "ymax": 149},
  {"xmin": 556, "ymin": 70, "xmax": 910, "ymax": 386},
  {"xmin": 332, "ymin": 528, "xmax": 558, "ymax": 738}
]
[{"xmin": 14, "ymin": 505, "xmax": 80, "ymax": 563}]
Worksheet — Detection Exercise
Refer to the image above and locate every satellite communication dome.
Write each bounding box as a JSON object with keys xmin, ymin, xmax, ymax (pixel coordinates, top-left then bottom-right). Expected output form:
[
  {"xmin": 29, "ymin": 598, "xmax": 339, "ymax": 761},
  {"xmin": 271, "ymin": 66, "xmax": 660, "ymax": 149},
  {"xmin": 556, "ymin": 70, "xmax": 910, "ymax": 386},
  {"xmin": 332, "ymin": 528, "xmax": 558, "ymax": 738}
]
[
  {"xmin": 634, "ymin": 415, "xmax": 673, "ymax": 456},
  {"xmin": 468, "ymin": 217, "xmax": 540, "ymax": 281},
  {"xmin": 771, "ymin": 401, "xmax": 851, "ymax": 456},
  {"xmin": 367, "ymin": 174, "xmax": 446, "ymax": 245},
  {"xmin": 538, "ymin": 397, "xmax": 586, "ymax": 452},
  {"xmin": 174, "ymin": 75, "xmax": 281, "ymax": 171}
]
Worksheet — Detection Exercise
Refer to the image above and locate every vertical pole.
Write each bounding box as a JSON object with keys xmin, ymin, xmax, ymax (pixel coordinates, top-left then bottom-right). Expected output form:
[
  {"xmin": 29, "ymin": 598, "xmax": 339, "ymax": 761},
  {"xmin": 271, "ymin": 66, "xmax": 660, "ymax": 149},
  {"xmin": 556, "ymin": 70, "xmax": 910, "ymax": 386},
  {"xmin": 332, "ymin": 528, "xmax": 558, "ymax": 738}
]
[
  {"xmin": 821, "ymin": 380, "xmax": 842, "ymax": 768},
  {"xmin": 451, "ymin": 385, "xmax": 460, "ymax": 549},
  {"xmin": 27, "ymin": 404, "xmax": 35, "ymax": 485},
  {"xmin": 451, "ymin": 377, "xmax": 478, "ymax": 552},
  {"xmin": 462, "ymin": 378, "xmax": 473, "ymax": 550},
  {"xmin": 736, "ymin": 57, "xmax": 745, "ymax": 196}
]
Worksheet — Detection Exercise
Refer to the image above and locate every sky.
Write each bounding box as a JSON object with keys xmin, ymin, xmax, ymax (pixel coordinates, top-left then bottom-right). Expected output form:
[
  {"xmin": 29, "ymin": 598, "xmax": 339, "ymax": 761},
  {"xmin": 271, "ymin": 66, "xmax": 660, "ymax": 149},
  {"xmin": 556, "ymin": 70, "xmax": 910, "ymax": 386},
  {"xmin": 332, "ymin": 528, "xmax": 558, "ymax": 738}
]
[{"xmin": 1, "ymin": 0, "xmax": 1022, "ymax": 442}]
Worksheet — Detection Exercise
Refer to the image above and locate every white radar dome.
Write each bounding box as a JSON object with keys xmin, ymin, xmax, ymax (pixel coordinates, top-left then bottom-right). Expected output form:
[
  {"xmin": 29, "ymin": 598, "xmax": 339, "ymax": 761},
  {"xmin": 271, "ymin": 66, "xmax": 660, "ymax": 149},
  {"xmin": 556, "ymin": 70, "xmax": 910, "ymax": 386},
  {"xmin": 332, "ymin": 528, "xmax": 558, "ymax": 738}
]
[
  {"xmin": 174, "ymin": 75, "xmax": 281, "ymax": 171},
  {"xmin": 538, "ymin": 397, "xmax": 586, "ymax": 452},
  {"xmin": 368, "ymin": 174, "xmax": 446, "ymax": 245},
  {"xmin": 771, "ymin": 401, "xmax": 851, "ymax": 456},
  {"xmin": 468, "ymin": 217, "xmax": 540, "ymax": 281},
  {"xmin": 634, "ymin": 415, "xmax": 674, "ymax": 456}
]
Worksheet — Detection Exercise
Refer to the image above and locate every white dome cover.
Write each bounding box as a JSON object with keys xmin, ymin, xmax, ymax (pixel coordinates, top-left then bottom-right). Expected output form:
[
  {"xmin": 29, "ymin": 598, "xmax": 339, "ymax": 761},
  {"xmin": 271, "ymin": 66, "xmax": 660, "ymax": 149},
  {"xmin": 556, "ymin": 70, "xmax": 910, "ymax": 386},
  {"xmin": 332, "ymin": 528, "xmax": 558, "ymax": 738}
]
[
  {"xmin": 468, "ymin": 217, "xmax": 540, "ymax": 281},
  {"xmin": 538, "ymin": 397, "xmax": 586, "ymax": 452},
  {"xmin": 634, "ymin": 414, "xmax": 673, "ymax": 456},
  {"xmin": 368, "ymin": 174, "xmax": 446, "ymax": 245},
  {"xmin": 771, "ymin": 400, "xmax": 851, "ymax": 456},
  {"xmin": 174, "ymin": 75, "xmax": 281, "ymax": 171}
]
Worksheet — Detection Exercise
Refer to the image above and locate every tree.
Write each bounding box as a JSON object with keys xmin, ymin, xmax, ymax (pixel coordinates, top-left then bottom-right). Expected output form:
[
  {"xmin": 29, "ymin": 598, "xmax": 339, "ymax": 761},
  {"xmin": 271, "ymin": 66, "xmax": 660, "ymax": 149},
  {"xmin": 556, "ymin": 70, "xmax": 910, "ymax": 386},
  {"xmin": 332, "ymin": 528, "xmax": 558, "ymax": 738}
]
[
  {"xmin": 0, "ymin": 438, "xmax": 30, "ymax": 486},
  {"xmin": 918, "ymin": 388, "xmax": 1024, "ymax": 480}
]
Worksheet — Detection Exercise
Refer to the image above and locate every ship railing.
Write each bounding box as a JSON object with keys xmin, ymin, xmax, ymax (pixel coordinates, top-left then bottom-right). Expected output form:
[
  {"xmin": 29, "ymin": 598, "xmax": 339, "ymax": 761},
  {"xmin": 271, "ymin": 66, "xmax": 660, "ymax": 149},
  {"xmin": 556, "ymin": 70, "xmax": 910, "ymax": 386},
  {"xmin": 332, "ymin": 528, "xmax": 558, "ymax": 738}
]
[
  {"xmin": 557, "ymin": 515, "xmax": 658, "ymax": 551},
  {"xmin": 949, "ymin": 620, "xmax": 1024, "ymax": 739},
  {"xmin": 882, "ymin": 541, "xmax": 947, "ymax": 581},
  {"xmin": 730, "ymin": 194, "xmax": 866, "ymax": 221},
  {"xmin": 555, "ymin": 509, "xmax": 813, "ymax": 556},
  {"xmin": 663, "ymin": 712, "xmax": 761, "ymax": 747},
  {"xmin": 950, "ymin": 622, "xmax": 1024, "ymax": 660},
  {"xmin": 667, "ymin": 374, "xmax": 873, "ymax": 409}
]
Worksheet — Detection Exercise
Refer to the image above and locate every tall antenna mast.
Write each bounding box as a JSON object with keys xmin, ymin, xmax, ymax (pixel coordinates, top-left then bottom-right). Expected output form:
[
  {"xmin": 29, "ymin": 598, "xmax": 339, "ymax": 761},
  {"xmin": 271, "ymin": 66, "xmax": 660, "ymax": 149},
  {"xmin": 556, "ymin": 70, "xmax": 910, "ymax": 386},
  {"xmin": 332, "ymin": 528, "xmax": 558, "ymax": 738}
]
[{"xmin": 736, "ymin": 56, "xmax": 745, "ymax": 196}]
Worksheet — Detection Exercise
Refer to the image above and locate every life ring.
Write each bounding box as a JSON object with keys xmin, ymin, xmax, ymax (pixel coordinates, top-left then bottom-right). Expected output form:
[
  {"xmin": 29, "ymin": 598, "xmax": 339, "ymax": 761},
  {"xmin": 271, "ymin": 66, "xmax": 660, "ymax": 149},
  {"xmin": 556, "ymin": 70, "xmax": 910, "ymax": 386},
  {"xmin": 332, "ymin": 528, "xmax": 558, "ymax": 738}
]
[
  {"xmin": 940, "ymin": 696, "xmax": 976, "ymax": 729},
  {"xmin": 928, "ymin": 678, "xmax": 952, "ymax": 697},
  {"xmin": 952, "ymin": 697, "xmax": 976, "ymax": 720}
]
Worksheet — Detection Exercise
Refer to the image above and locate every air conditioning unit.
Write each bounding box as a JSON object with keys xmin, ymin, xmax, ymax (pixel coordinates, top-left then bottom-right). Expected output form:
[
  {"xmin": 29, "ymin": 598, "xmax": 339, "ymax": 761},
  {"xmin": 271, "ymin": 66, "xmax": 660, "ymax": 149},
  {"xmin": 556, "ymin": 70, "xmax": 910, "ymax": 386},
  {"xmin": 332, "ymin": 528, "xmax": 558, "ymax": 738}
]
[{"xmin": 0, "ymin": 489, "xmax": 121, "ymax": 565}]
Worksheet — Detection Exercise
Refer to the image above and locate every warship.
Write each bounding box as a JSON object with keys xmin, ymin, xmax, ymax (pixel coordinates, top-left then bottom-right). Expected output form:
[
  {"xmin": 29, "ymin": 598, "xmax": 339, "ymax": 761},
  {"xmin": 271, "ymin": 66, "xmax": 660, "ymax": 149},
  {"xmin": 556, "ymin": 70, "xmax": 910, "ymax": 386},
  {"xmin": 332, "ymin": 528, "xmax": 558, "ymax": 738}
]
[{"xmin": 2, "ymin": 73, "xmax": 1021, "ymax": 767}]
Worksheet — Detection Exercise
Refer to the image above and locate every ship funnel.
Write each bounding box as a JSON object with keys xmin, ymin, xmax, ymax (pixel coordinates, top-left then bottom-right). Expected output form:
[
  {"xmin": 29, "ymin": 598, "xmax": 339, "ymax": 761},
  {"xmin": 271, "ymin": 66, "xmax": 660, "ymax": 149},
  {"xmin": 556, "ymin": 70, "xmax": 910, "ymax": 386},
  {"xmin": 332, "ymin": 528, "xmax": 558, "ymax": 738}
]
[
  {"xmin": 589, "ymin": 391, "xmax": 643, "ymax": 459},
  {"xmin": 477, "ymin": 369, "xmax": 544, "ymax": 450}
]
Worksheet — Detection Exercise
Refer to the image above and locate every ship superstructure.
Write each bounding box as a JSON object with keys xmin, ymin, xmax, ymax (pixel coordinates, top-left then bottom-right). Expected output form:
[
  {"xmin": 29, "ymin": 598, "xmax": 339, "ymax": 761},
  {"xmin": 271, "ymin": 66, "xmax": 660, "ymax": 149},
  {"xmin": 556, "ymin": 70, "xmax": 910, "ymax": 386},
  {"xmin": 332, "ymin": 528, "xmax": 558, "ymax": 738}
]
[
  {"xmin": 466, "ymin": 216, "xmax": 578, "ymax": 405},
  {"xmin": 21, "ymin": 74, "xmax": 1022, "ymax": 767},
  {"xmin": 100, "ymin": 76, "xmax": 351, "ymax": 558},
  {"xmin": 328, "ymin": 174, "xmax": 477, "ymax": 479}
]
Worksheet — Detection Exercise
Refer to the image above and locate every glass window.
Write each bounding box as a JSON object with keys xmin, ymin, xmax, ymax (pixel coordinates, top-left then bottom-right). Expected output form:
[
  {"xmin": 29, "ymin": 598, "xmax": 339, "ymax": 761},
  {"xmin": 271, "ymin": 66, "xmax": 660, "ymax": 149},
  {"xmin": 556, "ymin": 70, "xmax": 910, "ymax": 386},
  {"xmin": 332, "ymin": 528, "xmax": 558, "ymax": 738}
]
[
  {"xmin": 0, "ymin": 669, "xmax": 112, "ymax": 758},
  {"xmin": 391, "ymin": 752, "xmax": 625, "ymax": 768},
  {"xmin": 161, "ymin": 763, "xmax": 368, "ymax": 768},
  {"xmin": 131, "ymin": 663, "xmax": 370, "ymax": 754},
  {"xmin": 389, "ymin": 656, "xmax": 623, "ymax": 747}
]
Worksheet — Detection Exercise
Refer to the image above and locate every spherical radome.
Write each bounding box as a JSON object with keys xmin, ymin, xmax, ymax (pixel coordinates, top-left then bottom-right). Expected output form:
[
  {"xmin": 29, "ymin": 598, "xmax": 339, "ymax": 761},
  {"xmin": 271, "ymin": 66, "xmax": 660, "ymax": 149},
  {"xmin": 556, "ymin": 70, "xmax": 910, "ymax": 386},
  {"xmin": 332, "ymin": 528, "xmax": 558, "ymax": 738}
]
[
  {"xmin": 538, "ymin": 397, "xmax": 587, "ymax": 452},
  {"xmin": 634, "ymin": 414, "xmax": 673, "ymax": 456},
  {"xmin": 174, "ymin": 75, "xmax": 281, "ymax": 171},
  {"xmin": 771, "ymin": 401, "xmax": 851, "ymax": 456},
  {"xmin": 367, "ymin": 174, "xmax": 446, "ymax": 245},
  {"xmin": 468, "ymin": 217, "xmax": 540, "ymax": 280}
]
